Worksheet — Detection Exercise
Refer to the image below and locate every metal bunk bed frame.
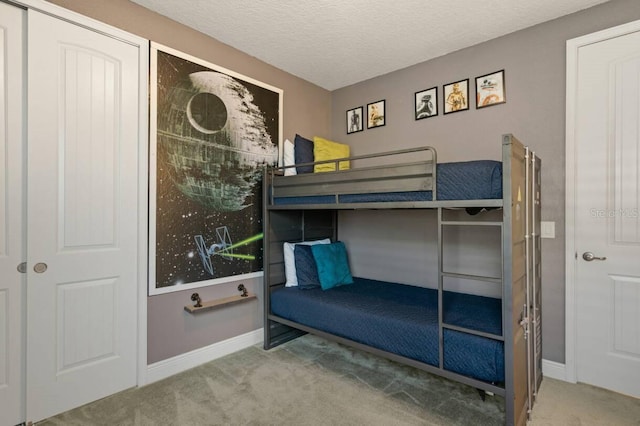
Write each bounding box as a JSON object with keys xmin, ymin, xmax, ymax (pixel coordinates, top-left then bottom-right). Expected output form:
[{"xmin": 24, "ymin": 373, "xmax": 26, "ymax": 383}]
[{"xmin": 262, "ymin": 134, "xmax": 542, "ymax": 426}]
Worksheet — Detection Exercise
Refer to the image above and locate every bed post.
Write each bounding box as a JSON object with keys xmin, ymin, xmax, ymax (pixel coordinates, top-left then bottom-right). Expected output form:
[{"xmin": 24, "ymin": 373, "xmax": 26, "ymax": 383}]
[
  {"xmin": 262, "ymin": 167, "xmax": 338, "ymax": 349},
  {"xmin": 532, "ymin": 154, "xmax": 543, "ymax": 396},
  {"xmin": 263, "ymin": 167, "xmax": 274, "ymax": 349},
  {"xmin": 502, "ymin": 134, "xmax": 530, "ymax": 426},
  {"xmin": 525, "ymin": 146, "xmax": 533, "ymax": 417}
]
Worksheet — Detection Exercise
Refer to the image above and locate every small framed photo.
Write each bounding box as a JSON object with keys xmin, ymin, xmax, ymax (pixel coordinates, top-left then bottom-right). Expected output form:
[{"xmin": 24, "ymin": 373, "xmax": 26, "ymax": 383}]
[
  {"xmin": 415, "ymin": 87, "xmax": 438, "ymax": 120},
  {"xmin": 367, "ymin": 100, "xmax": 386, "ymax": 129},
  {"xmin": 443, "ymin": 79, "xmax": 469, "ymax": 114},
  {"xmin": 346, "ymin": 106, "xmax": 364, "ymax": 134},
  {"xmin": 476, "ymin": 70, "xmax": 506, "ymax": 109}
]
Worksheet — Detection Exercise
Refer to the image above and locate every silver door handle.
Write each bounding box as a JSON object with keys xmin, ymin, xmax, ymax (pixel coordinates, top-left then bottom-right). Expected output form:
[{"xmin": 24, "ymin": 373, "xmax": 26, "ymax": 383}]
[
  {"xmin": 34, "ymin": 262, "xmax": 48, "ymax": 273},
  {"xmin": 582, "ymin": 252, "xmax": 606, "ymax": 261}
]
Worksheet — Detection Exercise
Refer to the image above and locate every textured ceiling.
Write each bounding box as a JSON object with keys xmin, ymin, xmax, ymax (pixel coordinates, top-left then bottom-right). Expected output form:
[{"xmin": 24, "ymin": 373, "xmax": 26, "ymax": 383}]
[{"xmin": 131, "ymin": 0, "xmax": 610, "ymax": 90}]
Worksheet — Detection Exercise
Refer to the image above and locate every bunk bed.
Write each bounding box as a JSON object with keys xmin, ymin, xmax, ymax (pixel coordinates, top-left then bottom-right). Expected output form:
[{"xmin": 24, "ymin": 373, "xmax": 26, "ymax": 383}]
[{"xmin": 262, "ymin": 134, "xmax": 542, "ymax": 426}]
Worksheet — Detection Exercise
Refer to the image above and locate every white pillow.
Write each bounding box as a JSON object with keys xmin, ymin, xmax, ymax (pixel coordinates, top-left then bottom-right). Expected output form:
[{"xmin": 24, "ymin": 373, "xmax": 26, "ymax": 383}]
[
  {"xmin": 284, "ymin": 238, "xmax": 331, "ymax": 287},
  {"xmin": 283, "ymin": 139, "xmax": 297, "ymax": 176}
]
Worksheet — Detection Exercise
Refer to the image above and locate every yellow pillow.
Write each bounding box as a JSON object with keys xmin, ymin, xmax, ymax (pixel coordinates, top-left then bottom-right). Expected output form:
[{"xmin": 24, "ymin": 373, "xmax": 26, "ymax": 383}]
[{"xmin": 313, "ymin": 137, "xmax": 350, "ymax": 172}]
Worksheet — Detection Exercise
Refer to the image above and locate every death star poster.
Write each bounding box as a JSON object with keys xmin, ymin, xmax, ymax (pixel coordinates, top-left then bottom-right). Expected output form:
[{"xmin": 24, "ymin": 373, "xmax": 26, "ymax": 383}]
[{"xmin": 149, "ymin": 43, "xmax": 282, "ymax": 295}]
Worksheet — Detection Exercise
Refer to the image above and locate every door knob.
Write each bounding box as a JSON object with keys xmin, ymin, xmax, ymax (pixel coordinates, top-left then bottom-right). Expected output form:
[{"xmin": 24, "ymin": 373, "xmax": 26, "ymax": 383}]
[
  {"xmin": 582, "ymin": 252, "xmax": 606, "ymax": 261},
  {"xmin": 34, "ymin": 262, "xmax": 48, "ymax": 273}
]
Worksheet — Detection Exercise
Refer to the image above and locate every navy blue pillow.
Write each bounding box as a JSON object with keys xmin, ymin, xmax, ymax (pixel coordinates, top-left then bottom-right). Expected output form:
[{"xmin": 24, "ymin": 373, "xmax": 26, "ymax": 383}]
[
  {"xmin": 294, "ymin": 245, "xmax": 321, "ymax": 289},
  {"xmin": 294, "ymin": 134, "xmax": 314, "ymax": 174}
]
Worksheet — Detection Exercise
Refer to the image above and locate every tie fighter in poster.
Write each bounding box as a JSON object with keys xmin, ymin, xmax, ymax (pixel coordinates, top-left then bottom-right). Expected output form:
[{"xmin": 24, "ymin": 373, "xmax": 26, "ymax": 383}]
[{"xmin": 194, "ymin": 226, "xmax": 263, "ymax": 276}]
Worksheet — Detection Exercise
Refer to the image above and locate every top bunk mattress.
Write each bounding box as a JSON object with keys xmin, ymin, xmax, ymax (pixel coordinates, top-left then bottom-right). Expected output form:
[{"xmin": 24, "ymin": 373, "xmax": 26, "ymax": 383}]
[{"xmin": 272, "ymin": 160, "xmax": 502, "ymax": 205}]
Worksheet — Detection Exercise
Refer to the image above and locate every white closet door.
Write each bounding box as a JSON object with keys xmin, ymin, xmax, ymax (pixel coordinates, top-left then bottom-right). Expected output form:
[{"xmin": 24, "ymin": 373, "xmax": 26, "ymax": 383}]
[
  {"xmin": 0, "ymin": 3, "xmax": 26, "ymax": 426},
  {"xmin": 26, "ymin": 10, "xmax": 140, "ymax": 421}
]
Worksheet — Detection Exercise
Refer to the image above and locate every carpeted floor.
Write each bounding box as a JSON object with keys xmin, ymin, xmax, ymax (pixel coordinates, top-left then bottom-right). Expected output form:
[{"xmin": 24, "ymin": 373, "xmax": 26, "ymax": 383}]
[{"xmin": 37, "ymin": 335, "xmax": 640, "ymax": 425}]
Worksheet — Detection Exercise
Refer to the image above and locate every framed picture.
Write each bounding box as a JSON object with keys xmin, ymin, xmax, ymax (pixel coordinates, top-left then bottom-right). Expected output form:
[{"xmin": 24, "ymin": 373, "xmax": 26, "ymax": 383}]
[
  {"xmin": 346, "ymin": 106, "xmax": 364, "ymax": 134},
  {"xmin": 367, "ymin": 100, "xmax": 386, "ymax": 129},
  {"xmin": 415, "ymin": 87, "xmax": 438, "ymax": 120},
  {"xmin": 476, "ymin": 70, "xmax": 506, "ymax": 109},
  {"xmin": 149, "ymin": 42, "xmax": 282, "ymax": 295},
  {"xmin": 443, "ymin": 79, "xmax": 469, "ymax": 114}
]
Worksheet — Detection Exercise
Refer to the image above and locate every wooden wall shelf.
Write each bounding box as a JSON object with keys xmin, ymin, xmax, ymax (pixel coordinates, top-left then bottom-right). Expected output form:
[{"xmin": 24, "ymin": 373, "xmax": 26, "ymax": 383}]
[{"xmin": 184, "ymin": 292, "xmax": 257, "ymax": 314}]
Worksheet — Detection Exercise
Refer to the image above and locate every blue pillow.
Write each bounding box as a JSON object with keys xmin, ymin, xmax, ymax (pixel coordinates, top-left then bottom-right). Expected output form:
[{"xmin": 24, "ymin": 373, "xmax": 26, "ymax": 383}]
[
  {"xmin": 294, "ymin": 134, "xmax": 314, "ymax": 174},
  {"xmin": 294, "ymin": 245, "xmax": 321, "ymax": 289},
  {"xmin": 310, "ymin": 241, "xmax": 354, "ymax": 290}
]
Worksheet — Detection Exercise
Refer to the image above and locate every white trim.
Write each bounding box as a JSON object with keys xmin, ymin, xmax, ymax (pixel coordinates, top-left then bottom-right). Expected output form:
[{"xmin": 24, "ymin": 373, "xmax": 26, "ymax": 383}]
[
  {"xmin": 13, "ymin": 0, "xmax": 147, "ymax": 45},
  {"xmin": 542, "ymin": 359, "xmax": 570, "ymax": 382},
  {"xmin": 565, "ymin": 32, "xmax": 579, "ymax": 387},
  {"xmin": 149, "ymin": 271, "xmax": 265, "ymax": 296},
  {"xmin": 152, "ymin": 42, "xmax": 283, "ymax": 95},
  {"xmin": 144, "ymin": 328, "xmax": 264, "ymax": 385},
  {"xmin": 136, "ymin": 42, "xmax": 150, "ymax": 388},
  {"xmin": 565, "ymin": 18, "xmax": 640, "ymax": 387}
]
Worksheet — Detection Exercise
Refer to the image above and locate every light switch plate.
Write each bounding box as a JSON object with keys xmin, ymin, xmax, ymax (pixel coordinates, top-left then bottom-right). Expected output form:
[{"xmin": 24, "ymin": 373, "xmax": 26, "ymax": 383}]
[{"xmin": 541, "ymin": 221, "xmax": 555, "ymax": 239}]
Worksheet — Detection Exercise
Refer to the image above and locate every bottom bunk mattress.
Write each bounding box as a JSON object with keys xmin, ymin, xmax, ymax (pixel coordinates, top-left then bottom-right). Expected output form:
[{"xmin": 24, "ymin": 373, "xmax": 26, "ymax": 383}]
[{"xmin": 270, "ymin": 277, "xmax": 504, "ymax": 383}]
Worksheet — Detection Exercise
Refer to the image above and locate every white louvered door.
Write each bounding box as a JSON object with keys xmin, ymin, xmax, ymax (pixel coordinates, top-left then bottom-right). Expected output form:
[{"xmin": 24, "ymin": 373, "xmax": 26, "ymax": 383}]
[
  {"xmin": 25, "ymin": 9, "xmax": 141, "ymax": 422},
  {"xmin": 573, "ymin": 27, "xmax": 640, "ymax": 398}
]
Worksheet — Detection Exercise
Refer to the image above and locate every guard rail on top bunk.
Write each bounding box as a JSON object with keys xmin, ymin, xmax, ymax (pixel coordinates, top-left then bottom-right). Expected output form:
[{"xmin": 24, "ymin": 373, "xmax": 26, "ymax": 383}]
[{"xmin": 266, "ymin": 145, "xmax": 503, "ymax": 210}]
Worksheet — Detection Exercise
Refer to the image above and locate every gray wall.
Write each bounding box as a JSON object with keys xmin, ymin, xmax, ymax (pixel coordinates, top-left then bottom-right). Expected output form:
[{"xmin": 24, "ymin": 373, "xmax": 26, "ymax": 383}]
[
  {"xmin": 49, "ymin": 0, "xmax": 332, "ymax": 364},
  {"xmin": 330, "ymin": 0, "xmax": 640, "ymax": 363},
  {"xmin": 340, "ymin": 209, "xmax": 503, "ymax": 299}
]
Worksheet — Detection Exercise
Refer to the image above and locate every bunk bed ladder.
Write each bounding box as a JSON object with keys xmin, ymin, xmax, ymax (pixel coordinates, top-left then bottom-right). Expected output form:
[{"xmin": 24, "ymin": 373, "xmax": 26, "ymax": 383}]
[
  {"xmin": 437, "ymin": 136, "xmax": 538, "ymax": 425},
  {"xmin": 438, "ymin": 208, "xmax": 444, "ymax": 371},
  {"xmin": 436, "ymin": 207, "xmax": 505, "ymax": 381}
]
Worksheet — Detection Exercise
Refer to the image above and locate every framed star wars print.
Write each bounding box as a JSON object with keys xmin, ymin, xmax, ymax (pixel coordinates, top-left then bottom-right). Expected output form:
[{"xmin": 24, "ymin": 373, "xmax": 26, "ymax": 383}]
[
  {"xmin": 415, "ymin": 87, "xmax": 438, "ymax": 120},
  {"xmin": 475, "ymin": 70, "xmax": 506, "ymax": 109},
  {"xmin": 443, "ymin": 79, "xmax": 469, "ymax": 114},
  {"xmin": 346, "ymin": 106, "xmax": 364, "ymax": 134},
  {"xmin": 149, "ymin": 42, "xmax": 282, "ymax": 295},
  {"xmin": 367, "ymin": 100, "xmax": 386, "ymax": 129}
]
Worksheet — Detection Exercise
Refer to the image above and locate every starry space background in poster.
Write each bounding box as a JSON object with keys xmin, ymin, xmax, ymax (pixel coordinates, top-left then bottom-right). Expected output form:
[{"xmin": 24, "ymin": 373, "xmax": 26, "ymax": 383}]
[{"xmin": 149, "ymin": 43, "xmax": 282, "ymax": 295}]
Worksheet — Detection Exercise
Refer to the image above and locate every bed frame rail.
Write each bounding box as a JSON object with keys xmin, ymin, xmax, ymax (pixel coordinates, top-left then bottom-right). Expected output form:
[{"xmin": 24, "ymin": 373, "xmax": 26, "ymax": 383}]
[{"xmin": 269, "ymin": 146, "xmax": 437, "ymax": 205}]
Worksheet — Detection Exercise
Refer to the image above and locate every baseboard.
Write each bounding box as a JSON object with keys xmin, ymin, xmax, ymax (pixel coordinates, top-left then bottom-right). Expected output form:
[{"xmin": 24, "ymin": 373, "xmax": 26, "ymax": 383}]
[
  {"xmin": 144, "ymin": 328, "xmax": 263, "ymax": 385},
  {"xmin": 542, "ymin": 358, "xmax": 567, "ymax": 381},
  {"xmin": 144, "ymin": 335, "xmax": 566, "ymax": 386}
]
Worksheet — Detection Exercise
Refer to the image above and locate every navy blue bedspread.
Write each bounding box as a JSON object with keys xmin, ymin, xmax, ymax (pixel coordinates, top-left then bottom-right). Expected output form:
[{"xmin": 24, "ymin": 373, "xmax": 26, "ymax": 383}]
[
  {"xmin": 274, "ymin": 160, "xmax": 502, "ymax": 205},
  {"xmin": 270, "ymin": 277, "xmax": 504, "ymax": 383}
]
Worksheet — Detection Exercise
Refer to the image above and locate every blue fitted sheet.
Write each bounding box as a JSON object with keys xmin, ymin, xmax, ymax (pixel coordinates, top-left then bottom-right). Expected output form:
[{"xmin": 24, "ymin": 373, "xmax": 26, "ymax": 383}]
[
  {"xmin": 273, "ymin": 160, "xmax": 502, "ymax": 205},
  {"xmin": 270, "ymin": 277, "xmax": 504, "ymax": 383}
]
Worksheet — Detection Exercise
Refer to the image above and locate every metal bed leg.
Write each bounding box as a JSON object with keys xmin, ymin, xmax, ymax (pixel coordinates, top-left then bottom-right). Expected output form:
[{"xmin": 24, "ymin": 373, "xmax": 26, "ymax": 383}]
[{"xmin": 477, "ymin": 388, "xmax": 486, "ymax": 401}]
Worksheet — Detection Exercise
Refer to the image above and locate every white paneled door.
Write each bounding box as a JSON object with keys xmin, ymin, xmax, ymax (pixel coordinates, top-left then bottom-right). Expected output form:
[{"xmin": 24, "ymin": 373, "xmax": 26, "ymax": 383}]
[
  {"xmin": 572, "ymin": 26, "xmax": 640, "ymax": 398},
  {"xmin": 25, "ymin": 10, "xmax": 141, "ymax": 422},
  {"xmin": 0, "ymin": 3, "xmax": 26, "ymax": 426}
]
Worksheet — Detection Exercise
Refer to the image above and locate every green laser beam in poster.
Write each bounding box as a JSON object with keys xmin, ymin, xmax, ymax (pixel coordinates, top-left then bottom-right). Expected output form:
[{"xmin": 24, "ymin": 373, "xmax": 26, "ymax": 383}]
[{"xmin": 216, "ymin": 232, "xmax": 264, "ymax": 260}]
